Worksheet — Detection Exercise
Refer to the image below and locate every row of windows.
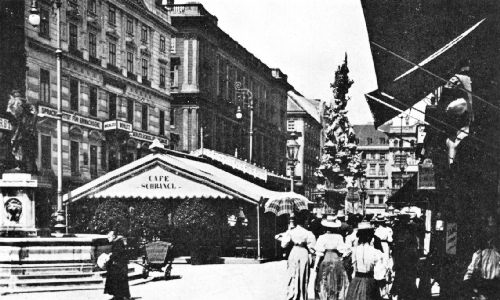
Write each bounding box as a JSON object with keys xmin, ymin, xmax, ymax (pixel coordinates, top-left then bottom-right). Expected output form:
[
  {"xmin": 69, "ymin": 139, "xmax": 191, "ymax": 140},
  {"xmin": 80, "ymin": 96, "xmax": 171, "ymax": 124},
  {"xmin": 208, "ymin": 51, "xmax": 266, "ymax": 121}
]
[
  {"xmin": 39, "ymin": 68, "xmax": 169, "ymax": 135},
  {"xmin": 41, "ymin": 135, "xmax": 155, "ymax": 178},
  {"xmin": 365, "ymin": 137, "xmax": 387, "ymax": 145},
  {"xmin": 40, "ymin": 135, "xmax": 102, "ymax": 178},
  {"xmin": 368, "ymin": 195, "xmax": 386, "ymax": 205},
  {"xmin": 368, "ymin": 179, "xmax": 386, "ymax": 189},
  {"xmin": 390, "ymin": 139, "xmax": 416, "ymax": 148},
  {"xmin": 216, "ymin": 57, "xmax": 282, "ymax": 122},
  {"xmin": 368, "ymin": 163, "xmax": 386, "ymax": 176},
  {"xmin": 37, "ymin": 2, "xmax": 174, "ymax": 89},
  {"xmin": 363, "ymin": 152, "xmax": 388, "ymax": 160},
  {"xmin": 204, "ymin": 118, "xmax": 284, "ymax": 173}
]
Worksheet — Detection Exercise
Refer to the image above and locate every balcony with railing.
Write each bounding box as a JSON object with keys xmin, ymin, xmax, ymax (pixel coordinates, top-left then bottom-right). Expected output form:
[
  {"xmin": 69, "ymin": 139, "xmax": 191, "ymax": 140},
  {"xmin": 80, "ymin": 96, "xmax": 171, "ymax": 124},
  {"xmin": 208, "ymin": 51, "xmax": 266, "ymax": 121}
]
[
  {"xmin": 389, "ymin": 124, "xmax": 417, "ymax": 134},
  {"xmin": 107, "ymin": 63, "xmax": 122, "ymax": 75},
  {"xmin": 127, "ymin": 72, "xmax": 137, "ymax": 81},
  {"xmin": 89, "ymin": 55, "xmax": 101, "ymax": 66}
]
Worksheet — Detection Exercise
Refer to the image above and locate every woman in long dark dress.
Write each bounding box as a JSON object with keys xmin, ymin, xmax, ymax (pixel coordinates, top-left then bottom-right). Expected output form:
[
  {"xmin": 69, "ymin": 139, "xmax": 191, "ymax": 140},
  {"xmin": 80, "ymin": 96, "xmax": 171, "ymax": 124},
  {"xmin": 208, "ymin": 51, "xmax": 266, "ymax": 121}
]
[
  {"xmin": 105, "ymin": 230, "xmax": 131, "ymax": 300},
  {"xmin": 313, "ymin": 214, "xmax": 349, "ymax": 300},
  {"xmin": 346, "ymin": 222, "xmax": 384, "ymax": 300}
]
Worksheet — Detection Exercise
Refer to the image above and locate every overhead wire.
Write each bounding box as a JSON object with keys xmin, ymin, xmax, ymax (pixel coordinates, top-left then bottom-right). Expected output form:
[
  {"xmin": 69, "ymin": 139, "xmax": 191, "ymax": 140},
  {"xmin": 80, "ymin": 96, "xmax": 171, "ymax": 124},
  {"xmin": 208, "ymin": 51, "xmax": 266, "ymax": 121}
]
[
  {"xmin": 376, "ymin": 91, "xmax": 499, "ymax": 153},
  {"xmin": 365, "ymin": 93, "xmax": 500, "ymax": 167},
  {"xmin": 371, "ymin": 41, "xmax": 500, "ymax": 114},
  {"xmin": 361, "ymin": 129, "xmax": 499, "ymax": 188}
]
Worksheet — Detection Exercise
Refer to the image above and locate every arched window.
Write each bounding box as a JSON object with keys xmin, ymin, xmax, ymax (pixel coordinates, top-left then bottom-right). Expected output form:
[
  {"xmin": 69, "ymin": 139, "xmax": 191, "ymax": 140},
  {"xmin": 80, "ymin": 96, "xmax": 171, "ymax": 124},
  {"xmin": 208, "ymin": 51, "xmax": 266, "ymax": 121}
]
[
  {"xmin": 69, "ymin": 126, "xmax": 83, "ymax": 175},
  {"xmin": 120, "ymin": 139, "xmax": 137, "ymax": 166},
  {"xmin": 89, "ymin": 130, "xmax": 104, "ymax": 178}
]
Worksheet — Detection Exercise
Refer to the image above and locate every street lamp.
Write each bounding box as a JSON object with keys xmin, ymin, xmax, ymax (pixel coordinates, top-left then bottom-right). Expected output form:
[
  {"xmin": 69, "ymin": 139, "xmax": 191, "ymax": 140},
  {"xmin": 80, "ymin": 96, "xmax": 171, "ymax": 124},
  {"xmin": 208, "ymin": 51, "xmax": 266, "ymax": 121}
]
[
  {"xmin": 359, "ymin": 179, "xmax": 367, "ymax": 217},
  {"xmin": 395, "ymin": 115, "xmax": 408, "ymax": 190},
  {"xmin": 28, "ymin": 1, "xmax": 41, "ymax": 27},
  {"xmin": 286, "ymin": 132, "xmax": 300, "ymax": 192},
  {"xmin": 234, "ymin": 82, "xmax": 253, "ymax": 162},
  {"xmin": 29, "ymin": 0, "xmax": 65, "ymax": 234}
]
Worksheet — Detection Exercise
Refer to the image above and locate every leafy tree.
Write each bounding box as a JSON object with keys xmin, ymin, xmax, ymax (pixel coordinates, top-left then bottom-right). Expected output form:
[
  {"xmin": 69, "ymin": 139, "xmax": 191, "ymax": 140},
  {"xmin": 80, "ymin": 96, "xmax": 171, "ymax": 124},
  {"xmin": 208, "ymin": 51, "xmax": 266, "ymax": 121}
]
[
  {"xmin": 172, "ymin": 198, "xmax": 227, "ymax": 264},
  {"xmin": 89, "ymin": 199, "xmax": 130, "ymax": 234},
  {"xmin": 129, "ymin": 200, "xmax": 170, "ymax": 241},
  {"xmin": 317, "ymin": 54, "xmax": 364, "ymax": 189}
]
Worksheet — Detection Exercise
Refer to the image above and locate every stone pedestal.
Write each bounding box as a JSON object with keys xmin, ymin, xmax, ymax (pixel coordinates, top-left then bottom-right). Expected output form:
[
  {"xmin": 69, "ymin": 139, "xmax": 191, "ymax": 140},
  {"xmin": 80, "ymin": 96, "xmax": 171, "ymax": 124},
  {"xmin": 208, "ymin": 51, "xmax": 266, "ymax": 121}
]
[{"xmin": 0, "ymin": 173, "xmax": 39, "ymax": 236}]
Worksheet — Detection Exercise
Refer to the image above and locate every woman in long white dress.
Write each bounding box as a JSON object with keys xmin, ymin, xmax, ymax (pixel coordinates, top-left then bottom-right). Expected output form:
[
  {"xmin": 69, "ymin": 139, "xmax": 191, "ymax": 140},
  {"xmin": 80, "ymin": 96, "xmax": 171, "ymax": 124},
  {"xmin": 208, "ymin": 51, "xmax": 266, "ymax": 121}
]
[
  {"xmin": 313, "ymin": 214, "xmax": 349, "ymax": 300},
  {"xmin": 277, "ymin": 212, "xmax": 316, "ymax": 300}
]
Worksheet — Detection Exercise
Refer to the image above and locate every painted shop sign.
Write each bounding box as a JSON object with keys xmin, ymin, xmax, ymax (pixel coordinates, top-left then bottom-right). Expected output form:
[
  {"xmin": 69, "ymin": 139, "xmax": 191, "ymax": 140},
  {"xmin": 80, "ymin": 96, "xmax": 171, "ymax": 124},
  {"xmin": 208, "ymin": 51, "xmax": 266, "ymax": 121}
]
[
  {"xmin": 418, "ymin": 158, "xmax": 436, "ymax": 190},
  {"xmin": 38, "ymin": 105, "xmax": 102, "ymax": 130},
  {"xmin": 130, "ymin": 130, "xmax": 168, "ymax": 145},
  {"xmin": 0, "ymin": 118, "xmax": 12, "ymax": 131},
  {"xmin": 103, "ymin": 120, "xmax": 132, "ymax": 132},
  {"xmin": 141, "ymin": 175, "xmax": 178, "ymax": 190}
]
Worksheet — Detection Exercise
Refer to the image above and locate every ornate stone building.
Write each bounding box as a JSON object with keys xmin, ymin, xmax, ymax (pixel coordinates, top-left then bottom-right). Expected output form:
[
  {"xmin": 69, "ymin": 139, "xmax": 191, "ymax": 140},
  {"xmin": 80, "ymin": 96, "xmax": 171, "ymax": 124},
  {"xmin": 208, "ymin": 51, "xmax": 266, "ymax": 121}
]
[
  {"xmin": 166, "ymin": 3, "xmax": 290, "ymax": 175},
  {"xmin": 0, "ymin": 0, "xmax": 176, "ymax": 193}
]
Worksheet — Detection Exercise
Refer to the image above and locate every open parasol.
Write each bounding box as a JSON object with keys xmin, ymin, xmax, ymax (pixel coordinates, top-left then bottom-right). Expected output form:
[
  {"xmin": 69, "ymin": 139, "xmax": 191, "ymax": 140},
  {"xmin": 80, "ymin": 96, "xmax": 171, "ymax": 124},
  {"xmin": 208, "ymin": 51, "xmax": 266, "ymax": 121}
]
[{"xmin": 264, "ymin": 192, "xmax": 312, "ymax": 216}]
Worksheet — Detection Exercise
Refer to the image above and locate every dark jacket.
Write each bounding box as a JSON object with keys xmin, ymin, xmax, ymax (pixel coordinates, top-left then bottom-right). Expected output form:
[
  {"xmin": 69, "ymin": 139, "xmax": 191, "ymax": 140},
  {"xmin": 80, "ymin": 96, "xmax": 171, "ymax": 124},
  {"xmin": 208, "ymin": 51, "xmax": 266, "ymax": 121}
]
[{"xmin": 104, "ymin": 236, "xmax": 130, "ymax": 298}]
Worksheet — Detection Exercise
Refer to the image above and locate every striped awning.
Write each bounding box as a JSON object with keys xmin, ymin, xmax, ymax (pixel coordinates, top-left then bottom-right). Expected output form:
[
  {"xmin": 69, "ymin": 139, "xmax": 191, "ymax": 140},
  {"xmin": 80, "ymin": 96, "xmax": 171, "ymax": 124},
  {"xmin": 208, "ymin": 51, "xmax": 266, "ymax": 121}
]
[
  {"xmin": 87, "ymin": 165, "xmax": 233, "ymax": 200},
  {"xmin": 64, "ymin": 150, "xmax": 284, "ymax": 205}
]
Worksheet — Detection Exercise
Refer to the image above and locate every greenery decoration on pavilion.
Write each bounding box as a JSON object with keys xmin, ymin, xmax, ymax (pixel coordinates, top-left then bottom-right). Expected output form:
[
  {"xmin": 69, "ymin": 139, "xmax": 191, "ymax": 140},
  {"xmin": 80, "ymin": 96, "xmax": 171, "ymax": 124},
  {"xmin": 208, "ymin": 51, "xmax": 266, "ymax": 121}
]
[{"xmin": 316, "ymin": 54, "xmax": 364, "ymax": 190}]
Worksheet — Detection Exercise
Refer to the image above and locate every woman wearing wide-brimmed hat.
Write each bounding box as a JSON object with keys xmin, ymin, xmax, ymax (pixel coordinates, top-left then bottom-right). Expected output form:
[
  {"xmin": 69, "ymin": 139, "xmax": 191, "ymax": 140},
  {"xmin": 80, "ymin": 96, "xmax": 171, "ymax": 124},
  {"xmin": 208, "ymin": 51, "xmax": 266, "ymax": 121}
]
[
  {"xmin": 345, "ymin": 221, "xmax": 384, "ymax": 300},
  {"xmin": 313, "ymin": 214, "xmax": 349, "ymax": 300}
]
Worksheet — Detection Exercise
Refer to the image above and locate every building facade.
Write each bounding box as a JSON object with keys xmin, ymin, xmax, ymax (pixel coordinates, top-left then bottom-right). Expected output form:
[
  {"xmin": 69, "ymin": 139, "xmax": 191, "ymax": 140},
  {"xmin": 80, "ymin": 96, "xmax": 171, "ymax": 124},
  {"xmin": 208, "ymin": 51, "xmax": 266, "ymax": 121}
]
[
  {"xmin": 354, "ymin": 124, "xmax": 391, "ymax": 214},
  {"xmin": 0, "ymin": 0, "xmax": 176, "ymax": 195},
  {"xmin": 385, "ymin": 116, "xmax": 420, "ymax": 196},
  {"xmin": 354, "ymin": 117, "xmax": 420, "ymax": 214},
  {"xmin": 287, "ymin": 91, "xmax": 322, "ymax": 198},
  {"xmin": 166, "ymin": 3, "xmax": 290, "ymax": 175}
]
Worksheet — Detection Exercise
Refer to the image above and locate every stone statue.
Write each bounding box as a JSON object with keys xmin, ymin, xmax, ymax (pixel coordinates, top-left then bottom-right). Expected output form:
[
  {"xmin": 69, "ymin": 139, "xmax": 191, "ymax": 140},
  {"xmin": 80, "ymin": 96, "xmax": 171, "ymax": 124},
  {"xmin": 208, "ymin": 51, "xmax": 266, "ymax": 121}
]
[{"xmin": 6, "ymin": 90, "xmax": 38, "ymax": 173}]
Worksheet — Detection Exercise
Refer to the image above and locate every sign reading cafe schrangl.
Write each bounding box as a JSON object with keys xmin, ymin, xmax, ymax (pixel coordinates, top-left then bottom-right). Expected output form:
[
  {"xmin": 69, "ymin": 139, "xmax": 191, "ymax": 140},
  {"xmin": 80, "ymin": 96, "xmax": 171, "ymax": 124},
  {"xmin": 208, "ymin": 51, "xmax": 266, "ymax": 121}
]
[{"xmin": 141, "ymin": 175, "xmax": 178, "ymax": 190}]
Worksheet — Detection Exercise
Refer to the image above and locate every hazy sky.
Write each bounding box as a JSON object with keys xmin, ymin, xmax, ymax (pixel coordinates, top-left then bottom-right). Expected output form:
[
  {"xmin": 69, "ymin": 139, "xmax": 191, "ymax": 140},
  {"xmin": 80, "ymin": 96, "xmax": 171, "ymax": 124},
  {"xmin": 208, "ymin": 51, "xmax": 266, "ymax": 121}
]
[{"xmin": 196, "ymin": 0, "xmax": 377, "ymax": 124}]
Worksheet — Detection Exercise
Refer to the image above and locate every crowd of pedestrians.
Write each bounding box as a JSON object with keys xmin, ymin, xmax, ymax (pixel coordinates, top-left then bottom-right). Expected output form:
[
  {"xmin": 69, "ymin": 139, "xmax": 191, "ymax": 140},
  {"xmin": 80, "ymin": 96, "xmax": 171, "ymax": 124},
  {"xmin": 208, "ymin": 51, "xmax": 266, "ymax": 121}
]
[{"xmin": 276, "ymin": 210, "xmax": 426, "ymax": 300}]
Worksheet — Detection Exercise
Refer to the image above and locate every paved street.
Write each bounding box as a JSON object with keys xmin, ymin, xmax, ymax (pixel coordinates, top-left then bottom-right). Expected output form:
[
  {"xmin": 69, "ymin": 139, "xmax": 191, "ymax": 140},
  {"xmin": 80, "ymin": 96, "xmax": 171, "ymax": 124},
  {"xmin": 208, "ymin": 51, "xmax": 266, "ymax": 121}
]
[{"xmin": 3, "ymin": 261, "xmax": 294, "ymax": 300}]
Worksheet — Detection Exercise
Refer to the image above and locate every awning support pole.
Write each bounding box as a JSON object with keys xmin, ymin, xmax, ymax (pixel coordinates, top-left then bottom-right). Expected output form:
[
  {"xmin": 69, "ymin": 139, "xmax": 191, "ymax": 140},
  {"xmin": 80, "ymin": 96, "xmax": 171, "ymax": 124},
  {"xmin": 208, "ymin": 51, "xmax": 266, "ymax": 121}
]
[
  {"xmin": 257, "ymin": 205, "xmax": 261, "ymax": 259},
  {"xmin": 274, "ymin": 215, "xmax": 277, "ymax": 258}
]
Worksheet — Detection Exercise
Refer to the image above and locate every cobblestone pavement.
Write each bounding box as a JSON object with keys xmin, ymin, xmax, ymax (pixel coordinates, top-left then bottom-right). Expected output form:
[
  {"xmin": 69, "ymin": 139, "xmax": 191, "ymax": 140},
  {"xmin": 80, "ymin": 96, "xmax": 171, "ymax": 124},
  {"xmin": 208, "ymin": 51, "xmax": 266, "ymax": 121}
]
[{"xmin": 2, "ymin": 261, "xmax": 294, "ymax": 300}]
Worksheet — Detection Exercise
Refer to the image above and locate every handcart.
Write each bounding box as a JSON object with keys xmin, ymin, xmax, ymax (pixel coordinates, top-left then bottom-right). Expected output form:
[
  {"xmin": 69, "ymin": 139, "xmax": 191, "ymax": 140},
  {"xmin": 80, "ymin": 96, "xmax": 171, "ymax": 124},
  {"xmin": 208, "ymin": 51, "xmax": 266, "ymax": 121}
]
[{"xmin": 140, "ymin": 241, "xmax": 174, "ymax": 280}]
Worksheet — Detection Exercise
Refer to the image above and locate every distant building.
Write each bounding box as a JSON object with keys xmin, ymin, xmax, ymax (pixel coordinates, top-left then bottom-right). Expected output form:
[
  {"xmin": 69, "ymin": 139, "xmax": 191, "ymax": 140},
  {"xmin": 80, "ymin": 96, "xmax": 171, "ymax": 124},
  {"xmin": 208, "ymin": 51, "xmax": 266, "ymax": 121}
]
[
  {"xmin": 287, "ymin": 91, "xmax": 322, "ymax": 198},
  {"xmin": 167, "ymin": 3, "xmax": 291, "ymax": 175},
  {"xmin": 354, "ymin": 116, "xmax": 422, "ymax": 214},
  {"xmin": 353, "ymin": 124, "xmax": 391, "ymax": 214},
  {"xmin": 385, "ymin": 116, "xmax": 420, "ymax": 197}
]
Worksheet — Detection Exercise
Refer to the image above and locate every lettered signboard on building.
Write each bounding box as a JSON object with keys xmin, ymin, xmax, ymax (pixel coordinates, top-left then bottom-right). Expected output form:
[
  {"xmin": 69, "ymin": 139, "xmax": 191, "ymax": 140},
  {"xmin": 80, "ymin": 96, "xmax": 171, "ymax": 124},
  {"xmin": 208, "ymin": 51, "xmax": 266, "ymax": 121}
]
[{"xmin": 418, "ymin": 158, "xmax": 436, "ymax": 190}]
